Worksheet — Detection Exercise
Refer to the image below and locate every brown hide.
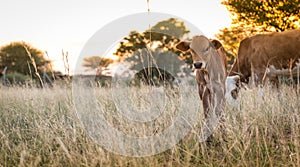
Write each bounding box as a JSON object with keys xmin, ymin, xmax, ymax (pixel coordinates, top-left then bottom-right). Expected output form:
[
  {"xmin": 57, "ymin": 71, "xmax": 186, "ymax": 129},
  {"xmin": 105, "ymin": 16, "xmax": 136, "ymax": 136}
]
[
  {"xmin": 196, "ymin": 69, "xmax": 212, "ymax": 118},
  {"xmin": 211, "ymin": 39, "xmax": 227, "ymax": 75},
  {"xmin": 176, "ymin": 36, "xmax": 226, "ymax": 118},
  {"xmin": 229, "ymin": 29, "xmax": 300, "ymax": 84}
]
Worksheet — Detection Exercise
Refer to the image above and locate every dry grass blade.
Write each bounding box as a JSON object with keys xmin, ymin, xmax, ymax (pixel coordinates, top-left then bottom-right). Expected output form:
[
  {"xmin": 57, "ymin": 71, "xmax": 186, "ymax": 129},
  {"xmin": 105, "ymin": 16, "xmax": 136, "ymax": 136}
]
[
  {"xmin": 23, "ymin": 42, "xmax": 44, "ymax": 87},
  {"xmin": 45, "ymin": 51, "xmax": 55, "ymax": 81},
  {"xmin": 62, "ymin": 50, "xmax": 70, "ymax": 81},
  {"xmin": 56, "ymin": 137, "xmax": 72, "ymax": 162}
]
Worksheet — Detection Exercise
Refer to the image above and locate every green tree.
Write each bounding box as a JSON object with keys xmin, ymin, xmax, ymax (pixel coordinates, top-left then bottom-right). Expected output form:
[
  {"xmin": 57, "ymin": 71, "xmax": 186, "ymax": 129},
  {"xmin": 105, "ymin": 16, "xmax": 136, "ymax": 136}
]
[
  {"xmin": 217, "ymin": 0, "xmax": 300, "ymax": 59},
  {"xmin": 115, "ymin": 18, "xmax": 192, "ymax": 83},
  {"xmin": 115, "ymin": 18, "xmax": 192, "ymax": 65},
  {"xmin": 82, "ymin": 56, "xmax": 113, "ymax": 75},
  {"xmin": 0, "ymin": 41, "xmax": 50, "ymax": 78}
]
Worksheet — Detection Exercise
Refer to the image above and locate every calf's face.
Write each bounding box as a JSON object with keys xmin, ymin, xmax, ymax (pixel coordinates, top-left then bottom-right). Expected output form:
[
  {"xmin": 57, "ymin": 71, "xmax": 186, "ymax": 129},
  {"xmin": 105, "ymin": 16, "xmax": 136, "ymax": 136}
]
[
  {"xmin": 176, "ymin": 35, "xmax": 212, "ymax": 69},
  {"xmin": 226, "ymin": 75, "xmax": 241, "ymax": 100},
  {"xmin": 225, "ymin": 75, "xmax": 242, "ymax": 107}
]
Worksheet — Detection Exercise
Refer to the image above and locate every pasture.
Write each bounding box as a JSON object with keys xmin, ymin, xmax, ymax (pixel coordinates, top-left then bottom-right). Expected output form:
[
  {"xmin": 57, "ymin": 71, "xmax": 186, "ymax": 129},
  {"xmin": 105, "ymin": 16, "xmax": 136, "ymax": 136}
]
[{"xmin": 0, "ymin": 84, "xmax": 299, "ymax": 166}]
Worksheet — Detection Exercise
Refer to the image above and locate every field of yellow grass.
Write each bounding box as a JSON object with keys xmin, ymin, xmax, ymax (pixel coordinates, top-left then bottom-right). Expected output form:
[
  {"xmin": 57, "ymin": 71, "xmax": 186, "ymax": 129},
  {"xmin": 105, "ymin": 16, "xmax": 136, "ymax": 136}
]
[{"xmin": 0, "ymin": 84, "xmax": 299, "ymax": 166}]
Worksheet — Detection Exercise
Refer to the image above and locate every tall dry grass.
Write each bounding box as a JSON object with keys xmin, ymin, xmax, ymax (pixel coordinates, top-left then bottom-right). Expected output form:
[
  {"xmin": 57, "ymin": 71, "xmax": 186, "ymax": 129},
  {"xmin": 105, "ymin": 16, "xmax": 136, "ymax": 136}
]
[{"xmin": 0, "ymin": 84, "xmax": 299, "ymax": 166}]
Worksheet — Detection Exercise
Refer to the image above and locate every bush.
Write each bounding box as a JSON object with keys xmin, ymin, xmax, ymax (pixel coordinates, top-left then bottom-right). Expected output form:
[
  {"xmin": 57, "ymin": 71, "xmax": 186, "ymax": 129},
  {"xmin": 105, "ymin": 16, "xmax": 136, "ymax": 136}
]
[{"xmin": 1, "ymin": 72, "xmax": 31, "ymax": 85}]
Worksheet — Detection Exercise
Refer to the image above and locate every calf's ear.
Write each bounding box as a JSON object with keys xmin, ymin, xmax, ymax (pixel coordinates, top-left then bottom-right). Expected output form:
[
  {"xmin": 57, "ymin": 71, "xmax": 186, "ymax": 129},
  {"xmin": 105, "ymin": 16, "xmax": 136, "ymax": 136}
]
[
  {"xmin": 176, "ymin": 41, "xmax": 190, "ymax": 51},
  {"xmin": 210, "ymin": 39, "xmax": 223, "ymax": 50}
]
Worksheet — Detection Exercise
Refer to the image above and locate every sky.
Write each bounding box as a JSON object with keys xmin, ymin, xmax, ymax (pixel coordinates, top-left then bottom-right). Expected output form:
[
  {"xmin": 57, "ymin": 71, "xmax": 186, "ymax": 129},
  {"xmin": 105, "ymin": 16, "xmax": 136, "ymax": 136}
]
[{"xmin": 0, "ymin": 0, "xmax": 231, "ymax": 74}]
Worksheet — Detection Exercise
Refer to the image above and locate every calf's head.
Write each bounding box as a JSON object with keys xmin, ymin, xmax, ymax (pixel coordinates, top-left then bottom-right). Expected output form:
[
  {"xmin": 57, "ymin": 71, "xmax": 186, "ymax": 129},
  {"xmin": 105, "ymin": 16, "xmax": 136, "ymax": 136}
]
[
  {"xmin": 226, "ymin": 75, "xmax": 241, "ymax": 100},
  {"xmin": 176, "ymin": 35, "xmax": 213, "ymax": 69}
]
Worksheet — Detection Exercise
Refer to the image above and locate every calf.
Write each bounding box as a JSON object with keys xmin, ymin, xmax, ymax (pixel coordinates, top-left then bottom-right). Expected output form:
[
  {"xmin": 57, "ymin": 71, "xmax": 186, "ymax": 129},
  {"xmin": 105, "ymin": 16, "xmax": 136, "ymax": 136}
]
[{"xmin": 176, "ymin": 36, "xmax": 227, "ymax": 140}]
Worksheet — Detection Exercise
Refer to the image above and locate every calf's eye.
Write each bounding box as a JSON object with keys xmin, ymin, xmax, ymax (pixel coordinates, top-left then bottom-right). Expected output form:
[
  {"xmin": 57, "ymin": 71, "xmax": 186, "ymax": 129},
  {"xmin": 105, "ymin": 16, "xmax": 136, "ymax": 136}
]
[{"xmin": 205, "ymin": 46, "xmax": 209, "ymax": 52}]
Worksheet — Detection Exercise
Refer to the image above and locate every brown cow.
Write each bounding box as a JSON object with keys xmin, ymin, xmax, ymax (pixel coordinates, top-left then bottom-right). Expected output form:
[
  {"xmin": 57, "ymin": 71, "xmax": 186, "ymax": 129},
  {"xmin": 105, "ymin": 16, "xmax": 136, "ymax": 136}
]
[
  {"xmin": 176, "ymin": 36, "xmax": 227, "ymax": 139},
  {"xmin": 229, "ymin": 29, "xmax": 300, "ymax": 86}
]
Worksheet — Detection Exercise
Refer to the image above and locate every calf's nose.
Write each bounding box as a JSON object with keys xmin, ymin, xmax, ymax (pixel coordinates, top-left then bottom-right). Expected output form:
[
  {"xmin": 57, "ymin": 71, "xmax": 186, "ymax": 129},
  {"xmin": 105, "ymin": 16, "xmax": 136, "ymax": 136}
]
[{"xmin": 193, "ymin": 62, "xmax": 203, "ymax": 69}]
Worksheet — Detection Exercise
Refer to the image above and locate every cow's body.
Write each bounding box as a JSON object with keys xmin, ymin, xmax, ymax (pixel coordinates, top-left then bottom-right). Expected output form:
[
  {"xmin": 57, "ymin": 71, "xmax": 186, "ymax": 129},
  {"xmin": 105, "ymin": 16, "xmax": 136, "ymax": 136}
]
[
  {"xmin": 229, "ymin": 29, "xmax": 300, "ymax": 85},
  {"xmin": 176, "ymin": 36, "xmax": 227, "ymax": 120}
]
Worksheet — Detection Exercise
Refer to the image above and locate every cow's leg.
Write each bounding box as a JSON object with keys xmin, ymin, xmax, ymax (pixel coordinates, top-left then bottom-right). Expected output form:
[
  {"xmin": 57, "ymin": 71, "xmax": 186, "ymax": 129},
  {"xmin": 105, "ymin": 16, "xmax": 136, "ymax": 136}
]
[
  {"xmin": 196, "ymin": 69, "xmax": 212, "ymax": 118},
  {"xmin": 198, "ymin": 84, "xmax": 215, "ymax": 144},
  {"xmin": 213, "ymin": 86, "xmax": 225, "ymax": 117},
  {"xmin": 196, "ymin": 69, "xmax": 217, "ymax": 144},
  {"xmin": 198, "ymin": 85, "xmax": 211, "ymax": 118},
  {"xmin": 208, "ymin": 82, "xmax": 227, "ymax": 142},
  {"xmin": 260, "ymin": 69, "xmax": 280, "ymax": 88},
  {"xmin": 198, "ymin": 81, "xmax": 217, "ymax": 145}
]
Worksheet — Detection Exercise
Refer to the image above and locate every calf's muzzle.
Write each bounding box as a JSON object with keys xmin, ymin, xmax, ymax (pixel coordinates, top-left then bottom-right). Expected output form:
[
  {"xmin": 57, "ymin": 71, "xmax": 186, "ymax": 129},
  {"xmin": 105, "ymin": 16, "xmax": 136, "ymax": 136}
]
[{"xmin": 193, "ymin": 62, "xmax": 203, "ymax": 69}]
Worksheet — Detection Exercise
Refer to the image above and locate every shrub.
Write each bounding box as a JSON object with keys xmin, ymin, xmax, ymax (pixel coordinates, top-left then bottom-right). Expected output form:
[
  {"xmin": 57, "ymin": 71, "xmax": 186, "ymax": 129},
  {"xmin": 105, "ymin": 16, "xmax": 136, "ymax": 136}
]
[{"xmin": 2, "ymin": 72, "xmax": 31, "ymax": 85}]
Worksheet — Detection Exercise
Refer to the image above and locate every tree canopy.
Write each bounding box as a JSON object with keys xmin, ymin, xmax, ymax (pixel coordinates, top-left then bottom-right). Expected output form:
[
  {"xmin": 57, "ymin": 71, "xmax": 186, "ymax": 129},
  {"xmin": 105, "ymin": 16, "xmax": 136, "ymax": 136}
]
[
  {"xmin": 115, "ymin": 18, "xmax": 193, "ymax": 66},
  {"xmin": 111, "ymin": 18, "xmax": 195, "ymax": 86},
  {"xmin": 224, "ymin": 0, "xmax": 300, "ymax": 31},
  {"xmin": 217, "ymin": 0, "xmax": 300, "ymax": 59},
  {"xmin": 0, "ymin": 41, "xmax": 50, "ymax": 78},
  {"xmin": 82, "ymin": 56, "xmax": 113, "ymax": 75}
]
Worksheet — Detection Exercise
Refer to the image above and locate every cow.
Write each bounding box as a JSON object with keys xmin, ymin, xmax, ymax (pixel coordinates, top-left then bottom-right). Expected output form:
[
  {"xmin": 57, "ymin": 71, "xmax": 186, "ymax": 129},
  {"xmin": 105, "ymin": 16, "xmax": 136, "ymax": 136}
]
[
  {"xmin": 176, "ymin": 36, "xmax": 227, "ymax": 141},
  {"xmin": 229, "ymin": 29, "xmax": 300, "ymax": 86},
  {"xmin": 225, "ymin": 75, "xmax": 242, "ymax": 107}
]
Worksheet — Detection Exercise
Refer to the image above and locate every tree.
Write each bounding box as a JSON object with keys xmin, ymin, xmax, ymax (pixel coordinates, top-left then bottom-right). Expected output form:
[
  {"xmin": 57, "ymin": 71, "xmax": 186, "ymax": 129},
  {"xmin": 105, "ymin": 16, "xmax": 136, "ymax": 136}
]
[
  {"xmin": 0, "ymin": 41, "xmax": 50, "ymax": 78},
  {"xmin": 115, "ymin": 18, "xmax": 193, "ymax": 80},
  {"xmin": 116, "ymin": 18, "xmax": 192, "ymax": 64},
  {"xmin": 216, "ymin": 23, "xmax": 261, "ymax": 63},
  {"xmin": 217, "ymin": 0, "xmax": 300, "ymax": 60},
  {"xmin": 82, "ymin": 56, "xmax": 113, "ymax": 75},
  {"xmin": 224, "ymin": 0, "xmax": 300, "ymax": 31}
]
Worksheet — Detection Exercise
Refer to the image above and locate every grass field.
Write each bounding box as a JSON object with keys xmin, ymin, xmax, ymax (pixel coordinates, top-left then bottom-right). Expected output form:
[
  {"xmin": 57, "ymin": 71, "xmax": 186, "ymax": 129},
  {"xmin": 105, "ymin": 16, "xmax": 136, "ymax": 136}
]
[{"xmin": 0, "ymin": 84, "xmax": 299, "ymax": 166}]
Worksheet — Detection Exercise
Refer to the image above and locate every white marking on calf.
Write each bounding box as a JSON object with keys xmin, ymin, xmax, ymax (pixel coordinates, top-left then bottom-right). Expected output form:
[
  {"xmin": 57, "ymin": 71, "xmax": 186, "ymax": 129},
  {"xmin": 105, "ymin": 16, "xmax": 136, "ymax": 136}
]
[{"xmin": 225, "ymin": 75, "xmax": 241, "ymax": 107}]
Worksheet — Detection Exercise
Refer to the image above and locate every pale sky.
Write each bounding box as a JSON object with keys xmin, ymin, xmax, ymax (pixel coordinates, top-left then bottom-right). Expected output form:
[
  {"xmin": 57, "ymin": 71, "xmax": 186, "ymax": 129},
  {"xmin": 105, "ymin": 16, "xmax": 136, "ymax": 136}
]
[{"xmin": 0, "ymin": 0, "xmax": 231, "ymax": 74}]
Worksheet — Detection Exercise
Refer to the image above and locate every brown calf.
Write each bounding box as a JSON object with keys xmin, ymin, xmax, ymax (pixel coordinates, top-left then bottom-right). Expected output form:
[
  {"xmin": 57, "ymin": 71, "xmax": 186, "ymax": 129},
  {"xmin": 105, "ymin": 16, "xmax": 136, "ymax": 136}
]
[{"xmin": 176, "ymin": 36, "xmax": 227, "ymax": 119}]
